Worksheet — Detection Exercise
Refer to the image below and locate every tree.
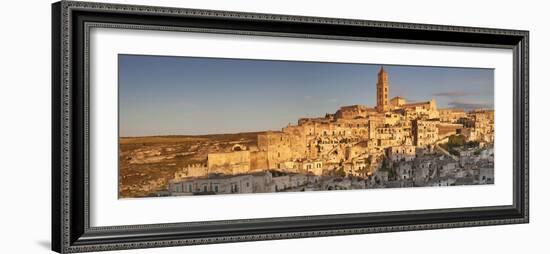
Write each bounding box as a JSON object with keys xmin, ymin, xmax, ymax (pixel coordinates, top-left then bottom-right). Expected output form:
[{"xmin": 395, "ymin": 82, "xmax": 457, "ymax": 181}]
[
  {"xmin": 447, "ymin": 134, "xmax": 465, "ymax": 148},
  {"xmin": 449, "ymin": 149, "xmax": 460, "ymax": 156},
  {"xmin": 336, "ymin": 168, "xmax": 346, "ymax": 177},
  {"xmin": 466, "ymin": 140, "xmax": 480, "ymax": 148}
]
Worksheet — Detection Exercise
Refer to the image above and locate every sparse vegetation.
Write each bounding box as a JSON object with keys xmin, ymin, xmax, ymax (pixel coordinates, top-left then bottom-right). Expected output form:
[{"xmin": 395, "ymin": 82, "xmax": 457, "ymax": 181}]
[
  {"xmin": 466, "ymin": 140, "xmax": 480, "ymax": 148},
  {"xmin": 440, "ymin": 134, "xmax": 468, "ymax": 156},
  {"xmin": 447, "ymin": 134, "xmax": 466, "ymax": 148},
  {"xmin": 119, "ymin": 132, "xmax": 260, "ymax": 198},
  {"xmin": 336, "ymin": 168, "xmax": 347, "ymax": 177},
  {"xmin": 449, "ymin": 149, "xmax": 460, "ymax": 156}
]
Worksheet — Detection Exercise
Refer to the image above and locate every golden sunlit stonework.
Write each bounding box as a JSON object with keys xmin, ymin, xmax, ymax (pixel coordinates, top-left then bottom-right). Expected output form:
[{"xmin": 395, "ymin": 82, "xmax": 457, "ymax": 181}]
[{"xmin": 119, "ymin": 67, "xmax": 495, "ymax": 197}]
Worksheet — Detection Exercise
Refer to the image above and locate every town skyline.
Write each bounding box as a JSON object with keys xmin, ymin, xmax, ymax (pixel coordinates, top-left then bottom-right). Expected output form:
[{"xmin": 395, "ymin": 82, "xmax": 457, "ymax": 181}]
[
  {"xmin": 119, "ymin": 54, "xmax": 494, "ymax": 137},
  {"xmin": 119, "ymin": 64, "xmax": 495, "ymax": 198}
]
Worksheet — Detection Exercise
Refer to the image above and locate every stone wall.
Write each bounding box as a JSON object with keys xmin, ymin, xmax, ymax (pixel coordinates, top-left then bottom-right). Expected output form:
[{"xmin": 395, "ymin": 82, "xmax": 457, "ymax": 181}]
[
  {"xmin": 207, "ymin": 150, "xmax": 250, "ymax": 174},
  {"xmin": 258, "ymin": 132, "xmax": 293, "ymax": 169},
  {"xmin": 250, "ymin": 151, "xmax": 268, "ymax": 170},
  {"xmin": 437, "ymin": 123, "xmax": 463, "ymax": 139}
]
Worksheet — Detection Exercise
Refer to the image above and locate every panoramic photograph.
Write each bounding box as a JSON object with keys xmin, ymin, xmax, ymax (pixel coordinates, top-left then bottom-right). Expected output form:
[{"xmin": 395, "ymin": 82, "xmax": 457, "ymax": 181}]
[{"xmin": 118, "ymin": 55, "xmax": 495, "ymax": 198}]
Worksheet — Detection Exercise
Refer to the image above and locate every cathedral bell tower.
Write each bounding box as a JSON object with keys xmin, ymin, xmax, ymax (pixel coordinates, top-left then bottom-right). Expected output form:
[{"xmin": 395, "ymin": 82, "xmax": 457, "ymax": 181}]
[{"xmin": 376, "ymin": 66, "xmax": 389, "ymax": 112}]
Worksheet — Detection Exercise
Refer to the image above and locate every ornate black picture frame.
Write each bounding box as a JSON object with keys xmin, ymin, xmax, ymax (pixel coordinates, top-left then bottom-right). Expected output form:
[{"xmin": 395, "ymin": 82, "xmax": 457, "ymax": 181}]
[{"xmin": 52, "ymin": 1, "xmax": 529, "ymax": 253}]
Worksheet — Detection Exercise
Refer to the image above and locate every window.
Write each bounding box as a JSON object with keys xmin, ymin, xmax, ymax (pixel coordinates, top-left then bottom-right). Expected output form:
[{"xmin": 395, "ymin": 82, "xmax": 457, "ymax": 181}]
[{"xmin": 214, "ymin": 185, "xmax": 218, "ymax": 192}]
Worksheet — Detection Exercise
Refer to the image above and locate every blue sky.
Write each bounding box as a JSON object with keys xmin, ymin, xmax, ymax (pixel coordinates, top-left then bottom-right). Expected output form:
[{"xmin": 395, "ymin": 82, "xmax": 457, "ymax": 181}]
[{"xmin": 119, "ymin": 54, "xmax": 493, "ymax": 137}]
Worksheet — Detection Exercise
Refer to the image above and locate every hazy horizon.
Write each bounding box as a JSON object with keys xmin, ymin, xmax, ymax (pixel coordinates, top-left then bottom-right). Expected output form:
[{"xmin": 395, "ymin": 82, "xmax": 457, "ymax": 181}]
[{"xmin": 119, "ymin": 54, "xmax": 494, "ymax": 137}]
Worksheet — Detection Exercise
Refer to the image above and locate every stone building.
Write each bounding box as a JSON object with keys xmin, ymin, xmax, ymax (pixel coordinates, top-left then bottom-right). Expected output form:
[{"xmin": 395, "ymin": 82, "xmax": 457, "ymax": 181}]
[
  {"xmin": 413, "ymin": 119, "xmax": 439, "ymax": 147},
  {"xmin": 401, "ymin": 99, "xmax": 438, "ymax": 119},
  {"xmin": 390, "ymin": 96, "xmax": 406, "ymax": 108},
  {"xmin": 479, "ymin": 167, "xmax": 494, "ymax": 184},
  {"xmin": 207, "ymin": 150, "xmax": 251, "ymax": 174},
  {"xmin": 173, "ymin": 163, "xmax": 208, "ymax": 180},
  {"xmin": 456, "ymin": 110, "xmax": 494, "ymax": 143},
  {"xmin": 335, "ymin": 105, "xmax": 370, "ymax": 119},
  {"xmin": 296, "ymin": 159, "xmax": 323, "ymax": 175},
  {"xmin": 439, "ymin": 108, "xmax": 466, "ymax": 123},
  {"xmin": 387, "ymin": 145, "xmax": 416, "ymax": 162},
  {"xmin": 396, "ymin": 162, "xmax": 413, "ymax": 180},
  {"xmin": 169, "ymin": 174, "xmax": 255, "ymax": 195}
]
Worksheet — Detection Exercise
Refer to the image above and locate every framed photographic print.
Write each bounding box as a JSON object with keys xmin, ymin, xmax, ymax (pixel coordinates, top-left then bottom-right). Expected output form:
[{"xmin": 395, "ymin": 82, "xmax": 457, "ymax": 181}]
[{"xmin": 51, "ymin": 1, "xmax": 529, "ymax": 253}]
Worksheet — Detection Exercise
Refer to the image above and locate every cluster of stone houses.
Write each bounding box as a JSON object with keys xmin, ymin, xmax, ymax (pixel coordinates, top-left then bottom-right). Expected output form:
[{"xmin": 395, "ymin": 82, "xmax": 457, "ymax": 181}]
[
  {"xmin": 169, "ymin": 170, "xmax": 310, "ymax": 195},
  {"xmin": 167, "ymin": 67, "xmax": 494, "ymax": 195}
]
